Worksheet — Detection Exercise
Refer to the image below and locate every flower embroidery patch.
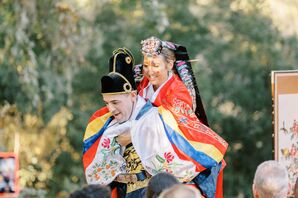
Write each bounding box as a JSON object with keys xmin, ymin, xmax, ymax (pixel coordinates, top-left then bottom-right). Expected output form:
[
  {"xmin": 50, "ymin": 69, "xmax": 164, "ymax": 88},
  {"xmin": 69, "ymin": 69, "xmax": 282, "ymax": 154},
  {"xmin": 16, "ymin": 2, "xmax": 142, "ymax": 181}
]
[{"xmin": 87, "ymin": 137, "xmax": 125, "ymax": 184}]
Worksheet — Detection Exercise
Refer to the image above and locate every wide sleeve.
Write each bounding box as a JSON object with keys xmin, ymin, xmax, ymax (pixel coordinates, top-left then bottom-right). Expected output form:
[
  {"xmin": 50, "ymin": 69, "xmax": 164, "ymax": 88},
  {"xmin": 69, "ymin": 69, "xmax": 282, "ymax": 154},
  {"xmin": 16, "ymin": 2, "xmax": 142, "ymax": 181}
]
[
  {"xmin": 163, "ymin": 91, "xmax": 228, "ymax": 171},
  {"xmin": 82, "ymin": 110, "xmax": 128, "ymax": 185},
  {"xmin": 130, "ymin": 108, "xmax": 198, "ymax": 182}
]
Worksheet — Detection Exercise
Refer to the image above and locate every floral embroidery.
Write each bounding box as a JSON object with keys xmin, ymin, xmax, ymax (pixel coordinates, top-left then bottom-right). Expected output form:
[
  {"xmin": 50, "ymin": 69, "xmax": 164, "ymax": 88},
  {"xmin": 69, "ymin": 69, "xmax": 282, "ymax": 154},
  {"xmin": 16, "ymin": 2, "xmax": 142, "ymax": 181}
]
[
  {"xmin": 147, "ymin": 152, "xmax": 195, "ymax": 182},
  {"xmin": 101, "ymin": 138, "xmax": 110, "ymax": 149},
  {"xmin": 87, "ymin": 137, "xmax": 125, "ymax": 184},
  {"xmin": 179, "ymin": 117, "xmax": 187, "ymax": 124},
  {"xmin": 175, "ymin": 60, "xmax": 197, "ymax": 112},
  {"xmin": 88, "ymin": 160, "xmax": 120, "ymax": 183},
  {"xmin": 164, "ymin": 152, "xmax": 174, "ymax": 163},
  {"xmin": 171, "ymin": 98, "xmax": 228, "ymax": 147},
  {"xmin": 172, "ymin": 98, "xmax": 196, "ymax": 118},
  {"xmin": 165, "ymin": 168, "xmax": 173, "ymax": 174}
]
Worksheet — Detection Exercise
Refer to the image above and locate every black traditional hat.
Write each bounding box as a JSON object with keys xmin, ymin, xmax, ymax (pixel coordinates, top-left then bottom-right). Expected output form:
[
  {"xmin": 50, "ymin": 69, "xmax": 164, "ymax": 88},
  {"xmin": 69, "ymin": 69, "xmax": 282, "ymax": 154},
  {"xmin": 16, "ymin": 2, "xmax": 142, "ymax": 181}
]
[{"xmin": 101, "ymin": 48, "xmax": 137, "ymax": 94}]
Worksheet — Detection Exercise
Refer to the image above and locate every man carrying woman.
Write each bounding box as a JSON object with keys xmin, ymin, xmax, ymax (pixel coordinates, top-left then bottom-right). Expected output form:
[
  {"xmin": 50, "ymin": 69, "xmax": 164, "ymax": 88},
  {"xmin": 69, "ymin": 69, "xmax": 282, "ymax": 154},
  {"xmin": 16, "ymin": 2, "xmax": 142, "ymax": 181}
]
[{"xmin": 83, "ymin": 38, "xmax": 228, "ymax": 198}]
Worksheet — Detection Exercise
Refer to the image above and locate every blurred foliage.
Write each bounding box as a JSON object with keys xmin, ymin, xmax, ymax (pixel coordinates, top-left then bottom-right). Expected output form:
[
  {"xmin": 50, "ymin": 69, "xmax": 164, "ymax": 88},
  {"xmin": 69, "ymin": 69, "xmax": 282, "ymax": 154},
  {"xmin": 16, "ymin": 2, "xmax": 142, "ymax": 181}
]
[{"xmin": 0, "ymin": 0, "xmax": 297, "ymax": 197}]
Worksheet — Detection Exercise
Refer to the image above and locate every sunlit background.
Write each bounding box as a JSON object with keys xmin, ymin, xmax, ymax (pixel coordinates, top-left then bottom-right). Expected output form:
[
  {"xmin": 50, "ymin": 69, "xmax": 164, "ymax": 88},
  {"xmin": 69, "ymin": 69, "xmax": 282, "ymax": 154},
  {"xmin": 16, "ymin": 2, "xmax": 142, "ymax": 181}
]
[{"xmin": 0, "ymin": 0, "xmax": 297, "ymax": 197}]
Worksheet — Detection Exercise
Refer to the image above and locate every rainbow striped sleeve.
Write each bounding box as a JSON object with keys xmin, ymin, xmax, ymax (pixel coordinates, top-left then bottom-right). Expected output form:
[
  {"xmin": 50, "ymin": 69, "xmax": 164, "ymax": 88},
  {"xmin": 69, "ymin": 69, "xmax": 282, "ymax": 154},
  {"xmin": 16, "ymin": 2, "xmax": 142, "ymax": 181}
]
[
  {"xmin": 82, "ymin": 108, "xmax": 112, "ymax": 170},
  {"xmin": 158, "ymin": 106, "xmax": 227, "ymax": 171}
]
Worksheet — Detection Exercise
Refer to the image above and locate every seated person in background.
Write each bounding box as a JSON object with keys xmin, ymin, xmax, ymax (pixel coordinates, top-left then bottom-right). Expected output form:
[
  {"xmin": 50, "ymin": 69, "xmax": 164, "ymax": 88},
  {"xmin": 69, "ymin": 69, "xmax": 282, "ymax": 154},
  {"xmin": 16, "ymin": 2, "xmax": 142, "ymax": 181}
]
[
  {"xmin": 252, "ymin": 160, "xmax": 290, "ymax": 198},
  {"xmin": 158, "ymin": 184, "xmax": 202, "ymax": 198},
  {"xmin": 145, "ymin": 172, "xmax": 179, "ymax": 198},
  {"xmin": 69, "ymin": 184, "xmax": 111, "ymax": 198}
]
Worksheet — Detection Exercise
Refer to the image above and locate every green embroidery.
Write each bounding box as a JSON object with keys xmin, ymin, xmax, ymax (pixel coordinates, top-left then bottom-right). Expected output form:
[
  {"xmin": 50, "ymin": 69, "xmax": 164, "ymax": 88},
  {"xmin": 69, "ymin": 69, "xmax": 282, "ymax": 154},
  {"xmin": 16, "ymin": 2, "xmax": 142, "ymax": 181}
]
[
  {"xmin": 155, "ymin": 154, "xmax": 165, "ymax": 163},
  {"xmin": 111, "ymin": 137, "xmax": 116, "ymax": 147},
  {"xmin": 88, "ymin": 139, "xmax": 123, "ymax": 183}
]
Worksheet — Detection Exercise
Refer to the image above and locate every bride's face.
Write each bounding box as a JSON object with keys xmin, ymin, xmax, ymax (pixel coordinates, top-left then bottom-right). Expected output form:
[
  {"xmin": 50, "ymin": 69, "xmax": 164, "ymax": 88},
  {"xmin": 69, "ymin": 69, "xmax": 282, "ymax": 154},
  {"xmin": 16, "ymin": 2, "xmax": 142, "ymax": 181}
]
[{"xmin": 142, "ymin": 55, "xmax": 171, "ymax": 90}]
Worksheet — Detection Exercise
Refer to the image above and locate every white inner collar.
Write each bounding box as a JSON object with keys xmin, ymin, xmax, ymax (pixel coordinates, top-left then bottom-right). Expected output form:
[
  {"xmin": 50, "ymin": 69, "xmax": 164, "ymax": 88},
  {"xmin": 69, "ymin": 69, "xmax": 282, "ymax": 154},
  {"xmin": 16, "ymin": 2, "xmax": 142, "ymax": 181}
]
[{"xmin": 143, "ymin": 72, "xmax": 173, "ymax": 102}]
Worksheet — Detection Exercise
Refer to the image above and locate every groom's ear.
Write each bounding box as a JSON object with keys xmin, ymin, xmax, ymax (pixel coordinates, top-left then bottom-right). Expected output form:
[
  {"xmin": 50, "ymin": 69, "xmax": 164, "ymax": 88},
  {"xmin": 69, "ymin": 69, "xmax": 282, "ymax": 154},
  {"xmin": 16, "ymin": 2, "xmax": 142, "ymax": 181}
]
[{"xmin": 130, "ymin": 91, "xmax": 137, "ymax": 98}]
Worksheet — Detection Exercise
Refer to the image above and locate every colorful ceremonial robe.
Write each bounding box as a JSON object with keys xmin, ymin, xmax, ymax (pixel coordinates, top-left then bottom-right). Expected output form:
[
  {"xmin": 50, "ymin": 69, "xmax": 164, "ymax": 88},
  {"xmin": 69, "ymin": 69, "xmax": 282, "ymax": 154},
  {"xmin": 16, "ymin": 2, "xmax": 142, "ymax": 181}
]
[
  {"xmin": 83, "ymin": 107, "xmax": 126, "ymax": 185},
  {"xmin": 83, "ymin": 97, "xmax": 150, "ymax": 193},
  {"xmin": 83, "ymin": 97, "xmax": 203, "ymax": 186},
  {"xmin": 138, "ymin": 74, "xmax": 228, "ymax": 198}
]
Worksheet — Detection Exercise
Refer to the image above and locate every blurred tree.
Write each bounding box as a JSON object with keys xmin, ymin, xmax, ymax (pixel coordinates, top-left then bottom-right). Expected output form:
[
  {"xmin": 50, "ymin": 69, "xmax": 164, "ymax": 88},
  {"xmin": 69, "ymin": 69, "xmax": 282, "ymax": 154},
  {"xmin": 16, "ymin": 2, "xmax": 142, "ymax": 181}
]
[
  {"xmin": 0, "ymin": 0, "xmax": 94, "ymax": 196},
  {"xmin": 188, "ymin": 1, "xmax": 298, "ymax": 197},
  {"xmin": 0, "ymin": 0, "xmax": 297, "ymax": 197}
]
